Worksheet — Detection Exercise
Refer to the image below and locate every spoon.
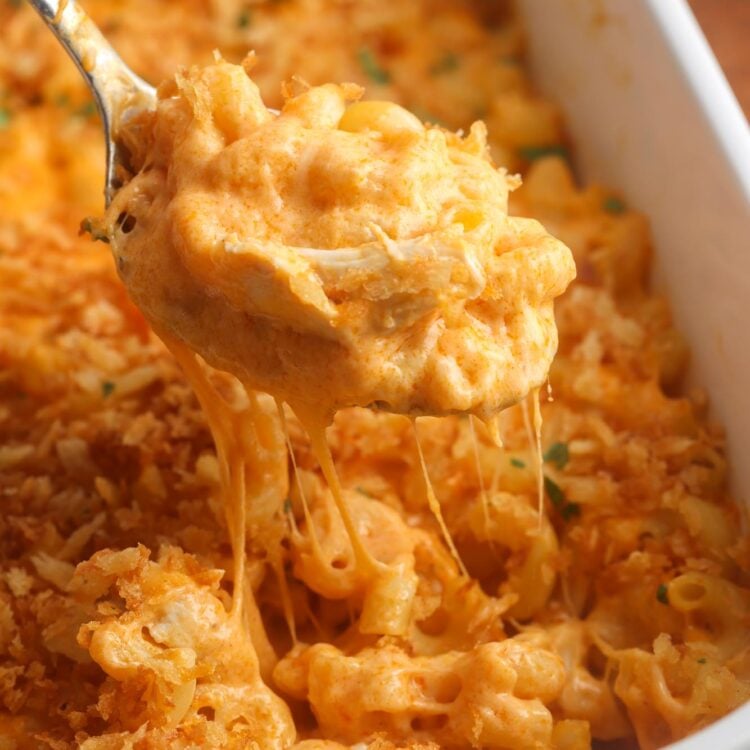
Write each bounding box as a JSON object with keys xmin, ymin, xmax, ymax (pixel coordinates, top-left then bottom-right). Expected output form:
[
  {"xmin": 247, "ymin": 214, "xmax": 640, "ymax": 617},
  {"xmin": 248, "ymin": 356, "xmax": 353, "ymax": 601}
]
[{"xmin": 28, "ymin": 0, "xmax": 156, "ymax": 205}]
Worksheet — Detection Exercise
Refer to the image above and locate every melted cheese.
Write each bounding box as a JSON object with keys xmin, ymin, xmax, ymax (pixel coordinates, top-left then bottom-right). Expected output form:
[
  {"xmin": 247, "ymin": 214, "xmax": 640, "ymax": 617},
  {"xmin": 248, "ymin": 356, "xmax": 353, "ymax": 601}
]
[
  {"xmin": 297, "ymin": 412, "xmax": 383, "ymax": 576},
  {"xmin": 469, "ymin": 415, "xmax": 492, "ymax": 543},
  {"xmin": 413, "ymin": 419, "xmax": 468, "ymax": 578},
  {"xmin": 522, "ymin": 389, "xmax": 545, "ymax": 519},
  {"xmin": 164, "ymin": 340, "xmax": 250, "ymax": 617}
]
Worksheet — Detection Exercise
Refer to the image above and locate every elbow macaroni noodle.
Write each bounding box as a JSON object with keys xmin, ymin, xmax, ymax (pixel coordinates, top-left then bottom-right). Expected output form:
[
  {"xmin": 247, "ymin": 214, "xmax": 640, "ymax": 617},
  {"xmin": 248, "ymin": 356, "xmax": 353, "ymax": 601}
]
[{"xmin": 0, "ymin": 1, "xmax": 749, "ymax": 749}]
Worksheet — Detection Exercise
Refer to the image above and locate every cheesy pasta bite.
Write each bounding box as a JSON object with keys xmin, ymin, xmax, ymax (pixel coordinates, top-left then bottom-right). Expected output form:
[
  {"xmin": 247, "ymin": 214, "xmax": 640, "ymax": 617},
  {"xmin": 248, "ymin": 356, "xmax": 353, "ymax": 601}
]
[{"xmin": 103, "ymin": 57, "xmax": 574, "ymax": 422}]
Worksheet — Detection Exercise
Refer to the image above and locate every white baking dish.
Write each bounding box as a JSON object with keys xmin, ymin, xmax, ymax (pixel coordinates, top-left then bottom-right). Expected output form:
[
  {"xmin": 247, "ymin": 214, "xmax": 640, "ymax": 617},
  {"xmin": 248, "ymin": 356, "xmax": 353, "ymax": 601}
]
[{"xmin": 519, "ymin": 0, "xmax": 750, "ymax": 747}]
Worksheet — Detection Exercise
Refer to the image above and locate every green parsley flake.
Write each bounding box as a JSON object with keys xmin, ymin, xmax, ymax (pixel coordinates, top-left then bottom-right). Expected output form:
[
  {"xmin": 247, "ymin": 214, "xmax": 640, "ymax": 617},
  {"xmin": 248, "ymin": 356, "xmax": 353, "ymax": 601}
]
[
  {"xmin": 544, "ymin": 475, "xmax": 565, "ymax": 507},
  {"xmin": 283, "ymin": 498, "xmax": 293, "ymax": 513},
  {"xmin": 74, "ymin": 101, "xmax": 97, "ymax": 119},
  {"xmin": 356, "ymin": 486, "xmax": 373, "ymax": 498},
  {"xmin": 430, "ymin": 52, "xmax": 459, "ymax": 75},
  {"xmin": 561, "ymin": 502, "xmax": 581, "ymax": 521},
  {"xmin": 101, "ymin": 381, "xmax": 116, "ymax": 398},
  {"xmin": 518, "ymin": 144, "xmax": 570, "ymax": 162},
  {"xmin": 543, "ymin": 442, "xmax": 569, "ymax": 470},
  {"xmin": 358, "ymin": 48, "xmax": 391, "ymax": 85},
  {"xmin": 603, "ymin": 196, "xmax": 626, "ymax": 214},
  {"xmin": 237, "ymin": 8, "xmax": 251, "ymax": 28},
  {"xmin": 656, "ymin": 583, "xmax": 669, "ymax": 605},
  {"xmin": 0, "ymin": 107, "xmax": 11, "ymax": 129},
  {"xmin": 697, "ymin": 658, "xmax": 707, "ymax": 664},
  {"xmin": 80, "ymin": 218, "xmax": 110, "ymax": 244},
  {"xmin": 510, "ymin": 457, "xmax": 526, "ymax": 469},
  {"xmin": 543, "ymin": 476, "xmax": 580, "ymax": 521}
]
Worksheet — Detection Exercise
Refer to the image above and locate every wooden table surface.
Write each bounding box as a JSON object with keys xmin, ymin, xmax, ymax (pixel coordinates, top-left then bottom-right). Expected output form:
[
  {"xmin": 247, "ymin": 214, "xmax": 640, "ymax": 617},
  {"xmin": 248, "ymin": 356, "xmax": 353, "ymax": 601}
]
[{"xmin": 689, "ymin": 0, "xmax": 750, "ymax": 118}]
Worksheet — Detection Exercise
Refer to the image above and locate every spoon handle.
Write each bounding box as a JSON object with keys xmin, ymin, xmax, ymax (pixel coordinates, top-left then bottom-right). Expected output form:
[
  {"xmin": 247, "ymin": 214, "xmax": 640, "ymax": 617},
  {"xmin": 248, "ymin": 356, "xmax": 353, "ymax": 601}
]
[{"xmin": 27, "ymin": 0, "xmax": 156, "ymax": 203}]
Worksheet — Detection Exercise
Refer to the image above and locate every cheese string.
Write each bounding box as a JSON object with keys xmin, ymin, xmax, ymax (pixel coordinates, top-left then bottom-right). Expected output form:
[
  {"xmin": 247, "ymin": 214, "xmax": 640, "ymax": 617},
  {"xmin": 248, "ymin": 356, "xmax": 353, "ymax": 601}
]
[
  {"xmin": 164, "ymin": 341, "xmax": 294, "ymax": 641},
  {"xmin": 294, "ymin": 408, "xmax": 383, "ymax": 574},
  {"xmin": 162, "ymin": 340, "xmax": 248, "ymax": 618},
  {"xmin": 412, "ymin": 418, "xmax": 468, "ymax": 578},
  {"xmin": 276, "ymin": 399, "xmax": 321, "ymax": 548},
  {"xmin": 522, "ymin": 389, "xmax": 544, "ymax": 523},
  {"xmin": 233, "ymin": 390, "xmax": 297, "ymax": 642},
  {"xmin": 468, "ymin": 415, "xmax": 492, "ymax": 546},
  {"xmin": 532, "ymin": 387, "xmax": 544, "ymax": 518}
]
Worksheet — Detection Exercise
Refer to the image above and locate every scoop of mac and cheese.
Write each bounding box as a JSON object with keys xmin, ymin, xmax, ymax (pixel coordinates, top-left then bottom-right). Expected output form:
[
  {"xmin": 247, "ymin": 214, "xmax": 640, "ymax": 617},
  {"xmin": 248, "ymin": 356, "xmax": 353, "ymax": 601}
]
[{"xmin": 104, "ymin": 57, "xmax": 574, "ymax": 422}]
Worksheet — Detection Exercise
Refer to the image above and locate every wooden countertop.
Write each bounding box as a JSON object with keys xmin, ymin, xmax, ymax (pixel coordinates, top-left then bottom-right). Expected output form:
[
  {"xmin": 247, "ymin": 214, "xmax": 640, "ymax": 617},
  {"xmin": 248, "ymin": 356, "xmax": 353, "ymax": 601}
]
[{"xmin": 689, "ymin": 0, "xmax": 750, "ymax": 118}]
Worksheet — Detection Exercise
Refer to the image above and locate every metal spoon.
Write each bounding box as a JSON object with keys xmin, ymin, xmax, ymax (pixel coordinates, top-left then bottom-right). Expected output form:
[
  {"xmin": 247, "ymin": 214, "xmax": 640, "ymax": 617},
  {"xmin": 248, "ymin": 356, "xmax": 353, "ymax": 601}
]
[{"xmin": 28, "ymin": 0, "xmax": 156, "ymax": 205}]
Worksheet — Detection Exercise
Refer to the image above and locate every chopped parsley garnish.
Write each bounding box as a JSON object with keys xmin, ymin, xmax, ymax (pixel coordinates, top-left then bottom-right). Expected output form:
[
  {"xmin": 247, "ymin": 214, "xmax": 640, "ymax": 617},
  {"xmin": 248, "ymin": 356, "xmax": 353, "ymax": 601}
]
[
  {"xmin": 544, "ymin": 475, "xmax": 579, "ymax": 521},
  {"xmin": 7, "ymin": 0, "xmax": 22, "ymax": 7},
  {"xmin": 656, "ymin": 583, "xmax": 669, "ymax": 605},
  {"xmin": 543, "ymin": 442, "xmax": 569, "ymax": 470},
  {"xmin": 518, "ymin": 144, "xmax": 570, "ymax": 162},
  {"xmin": 101, "ymin": 381, "xmax": 116, "ymax": 398},
  {"xmin": 80, "ymin": 218, "xmax": 110, "ymax": 244},
  {"xmin": 544, "ymin": 475, "xmax": 565, "ymax": 508},
  {"xmin": 283, "ymin": 497, "xmax": 293, "ymax": 513},
  {"xmin": 430, "ymin": 52, "xmax": 459, "ymax": 75},
  {"xmin": 237, "ymin": 8, "xmax": 251, "ymax": 28},
  {"xmin": 357, "ymin": 47, "xmax": 391, "ymax": 85},
  {"xmin": 697, "ymin": 658, "xmax": 707, "ymax": 664},
  {"xmin": 603, "ymin": 196, "xmax": 626, "ymax": 214},
  {"xmin": 561, "ymin": 502, "xmax": 581, "ymax": 521},
  {"xmin": 54, "ymin": 93, "xmax": 71, "ymax": 108},
  {"xmin": 74, "ymin": 101, "xmax": 97, "ymax": 119},
  {"xmin": 356, "ymin": 486, "xmax": 373, "ymax": 498},
  {"xmin": 510, "ymin": 457, "xmax": 526, "ymax": 469},
  {"xmin": 0, "ymin": 107, "xmax": 11, "ymax": 129}
]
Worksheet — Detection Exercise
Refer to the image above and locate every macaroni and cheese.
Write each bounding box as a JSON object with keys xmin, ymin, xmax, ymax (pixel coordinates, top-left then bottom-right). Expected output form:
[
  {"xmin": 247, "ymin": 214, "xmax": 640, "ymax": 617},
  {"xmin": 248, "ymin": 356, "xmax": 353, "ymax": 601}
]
[{"xmin": 1, "ymin": 1, "xmax": 749, "ymax": 749}]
